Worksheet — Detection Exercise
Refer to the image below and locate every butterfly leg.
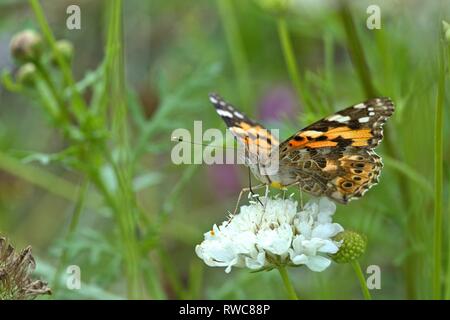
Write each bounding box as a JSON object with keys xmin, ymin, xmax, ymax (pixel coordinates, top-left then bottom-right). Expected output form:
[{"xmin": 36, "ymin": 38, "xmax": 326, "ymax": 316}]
[
  {"xmin": 249, "ymin": 182, "xmax": 264, "ymax": 207},
  {"xmin": 263, "ymin": 184, "xmax": 270, "ymax": 208},
  {"xmin": 232, "ymin": 184, "xmax": 266, "ymax": 217},
  {"xmin": 247, "ymin": 167, "xmax": 264, "ymax": 207},
  {"xmin": 283, "ymin": 181, "xmax": 303, "ymax": 208},
  {"xmin": 225, "ymin": 184, "xmax": 266, "ymax": 226},
  {"xmin": 298, "ymin": 185, "xmax": 304, "ymax": 209}
]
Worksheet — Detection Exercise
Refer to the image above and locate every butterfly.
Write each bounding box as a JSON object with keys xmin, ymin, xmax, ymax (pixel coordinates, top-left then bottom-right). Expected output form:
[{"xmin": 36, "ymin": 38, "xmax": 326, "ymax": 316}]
[{"xmin": 209, "ymin": 93, "xmax": 394, "ymax": 204}]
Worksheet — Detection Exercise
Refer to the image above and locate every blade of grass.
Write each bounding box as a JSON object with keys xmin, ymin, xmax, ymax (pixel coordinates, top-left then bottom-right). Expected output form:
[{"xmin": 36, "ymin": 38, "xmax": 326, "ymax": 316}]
[
  {"xmin": 338, "ymin": 0, "xmax": 378, "ymax": 97},
  {"xmin": 382, "ymin": 155, "xmax": 433, "ymax": 196},
  {"xmin": 276, "ymin": 17, "xmax": 308, "ymax": 112},
  {"xmin": 446, "ymin": 177, "xmax": 450, "ymax": 299},
  {"xmin": 216, "ymin": 0, "xmax": 251, "ymax": 109},
  {"xmin": 51, "ymin": 180, "xmax": 89, "ymax": 296},
  {"xmin": 0, "ymin": 151, "xmax": 91, "ymax": 204},
  {"xmin": 432, "ymin": 37, "xmax": 446, "ymax": 300},
  {"xmin": 187, "ymin": 259, "xmax": 204, "ymax": 299}
]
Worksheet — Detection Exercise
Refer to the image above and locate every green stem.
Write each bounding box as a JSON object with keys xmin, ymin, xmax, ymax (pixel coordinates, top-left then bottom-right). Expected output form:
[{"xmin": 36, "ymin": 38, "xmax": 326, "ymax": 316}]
[
  {"xmin": 338, "ymin": 1, "xmax": 378, "ymax": 97},
  {"xmin": 433, "ymin": 40, "xmax": 445, "ymax": 300},
  {"xmin": 442, "ymin": 22, "xmax": 450, "ymax": 301},
  {"xmin": 351, "ymin": 261, "xmax": 372, "ymax": 300},
  {"xmin": 217, "ymin": 0, "xmax": 251, "ymax": 109},
  {"xmin": 277, "ymin": 266, "xmax": 299, "ymax": 300},
  {"xmin": 52, "ymin": 180, "xmax": 89, "ymax": 295},
  {"xmin": 34, "ymin": 60, "xmax": 72, "ymax": 125},
  {"xmin": 277, "ymin": 17, "xmax": 307, "ymax": 111},
  {"xmin": 446, "ymin": 183, "xmax": 450, "ymax": 299},
  {"xmin": 28, "ymin": 0, "xmax": 87, "ymax": 118},
  {"xmin": 105, "ymin": 0, "xmax": 142, "ymax": 299}
]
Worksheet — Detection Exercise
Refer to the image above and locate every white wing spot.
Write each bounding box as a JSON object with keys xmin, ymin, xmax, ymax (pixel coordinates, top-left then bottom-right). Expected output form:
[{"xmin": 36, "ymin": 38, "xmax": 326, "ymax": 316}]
[
  {"xmin": 217, "ymin": 109, "xmax": 234, "ymax": 118},
  {"xmin": 358, "ymin": 117, "xmax": 370, "ymax": 123},
  {"xmin": 234, "ymin": 112, "xmax": 244, "ymax": 119},
  {"xmin": 209, "ymin": 96, "xmax": 218, "ymax": 104},
  {"xmin": 219, "ymin": 101, "xmax": 226, "ymax": 107},
  {"xmin": 353, "ymin": 103, "xmax": 366, "ymax": 109},
  {"xmin": 327, "ymin": 114, "xmax": 351, "ymax": 123},
  {"xmin": 368, "ymin": 112, "xmax": 375, "ymax": 116}
]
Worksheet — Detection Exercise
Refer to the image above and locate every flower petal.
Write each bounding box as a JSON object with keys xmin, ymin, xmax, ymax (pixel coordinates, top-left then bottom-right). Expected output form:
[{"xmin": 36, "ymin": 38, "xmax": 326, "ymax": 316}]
[
  {"xmin": 245, "ymin": 251, "xmax": 266, "ymax": 270},
  {"xmin": 306, "ymin": 255, "xmax": 332, "ymax": 272}
]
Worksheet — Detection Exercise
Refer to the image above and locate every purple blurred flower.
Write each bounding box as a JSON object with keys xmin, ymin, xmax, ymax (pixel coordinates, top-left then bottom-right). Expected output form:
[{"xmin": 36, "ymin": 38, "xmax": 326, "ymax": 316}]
[
  {"xmin": 258, "ymin": 86, "xmax": 298, "ymax": 122},
  {"xmin": 207, "ymin": 164, "xmax": 242, "ymax": 199}
]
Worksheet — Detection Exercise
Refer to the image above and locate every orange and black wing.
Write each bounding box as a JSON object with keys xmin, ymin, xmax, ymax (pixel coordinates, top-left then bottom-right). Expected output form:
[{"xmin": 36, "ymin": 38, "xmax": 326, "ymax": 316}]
[
  {"xmin": 209, "ymin": 93, "xmax": 279, "ymax": 164},
  {"xmin": 279, "ymin": 97, "xmax": 394, "ymax": 204}
]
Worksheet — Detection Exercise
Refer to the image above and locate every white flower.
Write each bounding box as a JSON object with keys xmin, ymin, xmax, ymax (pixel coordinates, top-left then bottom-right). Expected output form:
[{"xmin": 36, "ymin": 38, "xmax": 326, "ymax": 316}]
[{"xmin": 195, "ymin": 196, "xmax": 343, "ymax": 273}]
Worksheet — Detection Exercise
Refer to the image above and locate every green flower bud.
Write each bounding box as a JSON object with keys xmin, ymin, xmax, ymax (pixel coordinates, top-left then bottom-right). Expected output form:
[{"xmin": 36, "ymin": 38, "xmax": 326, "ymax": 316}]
[
  {"xmin": 16, "ymin": 63, "xmax": 37, "ymax": 86},
  {"xmin": 50, "ymin": 40, "xmax": 74, "ymax": 65},
  {"xmin": 331, "ymin": 230, "xmax": 367, "ymax": 264},
  {"xmin": 10, "ymin": 30, "xmax": 42, "ymax": 63}
]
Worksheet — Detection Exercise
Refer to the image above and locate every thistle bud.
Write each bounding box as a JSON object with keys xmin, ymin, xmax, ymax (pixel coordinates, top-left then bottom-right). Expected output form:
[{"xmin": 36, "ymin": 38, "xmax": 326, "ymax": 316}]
[
  {"xmin": 9, "ymin": 30, "xmax": 42, "ymax": 63},
  {"xmin": 50, "ymin": 40, "xmax": 74, "ymax": 65},
  {"xmin": 16, "ymin": 63, "xmax": 37, "ymax": 86},
  {"xmin": 331, "ymin": 230, "xmax": 367, "ymax": 264}
]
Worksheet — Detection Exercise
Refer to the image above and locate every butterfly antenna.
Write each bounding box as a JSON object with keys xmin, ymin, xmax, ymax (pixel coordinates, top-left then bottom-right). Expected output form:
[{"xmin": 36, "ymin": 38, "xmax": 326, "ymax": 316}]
[{"xmin": 171, "ymin": 136, "xmax": 236, "ymax": 150}]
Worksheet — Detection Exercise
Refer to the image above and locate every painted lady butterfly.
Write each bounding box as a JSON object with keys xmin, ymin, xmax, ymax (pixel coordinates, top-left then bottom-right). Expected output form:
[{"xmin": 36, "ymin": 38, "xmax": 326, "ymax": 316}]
[{"xmin": 209, "ymin": 93, "xmax": 394, "ymax": 204}]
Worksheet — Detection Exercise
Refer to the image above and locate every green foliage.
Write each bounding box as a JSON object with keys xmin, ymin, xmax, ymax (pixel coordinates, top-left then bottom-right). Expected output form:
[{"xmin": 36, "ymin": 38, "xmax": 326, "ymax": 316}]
[{"xmin": 0, "ymin": 0, "xmax": 449, "ymax": 300}]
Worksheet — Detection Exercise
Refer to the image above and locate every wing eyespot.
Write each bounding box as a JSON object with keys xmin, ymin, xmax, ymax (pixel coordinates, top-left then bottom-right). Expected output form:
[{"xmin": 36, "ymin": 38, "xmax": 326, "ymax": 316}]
[{"xmin": 342, "ymin": 182, "xmax": 353, "ymax": 188}]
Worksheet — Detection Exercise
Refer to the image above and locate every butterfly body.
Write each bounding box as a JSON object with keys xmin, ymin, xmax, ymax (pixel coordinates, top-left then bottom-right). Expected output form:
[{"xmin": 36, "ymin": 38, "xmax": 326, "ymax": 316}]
[{"xmin": 209, "ymin": 93, "xmax": 394, "ymax": 204}]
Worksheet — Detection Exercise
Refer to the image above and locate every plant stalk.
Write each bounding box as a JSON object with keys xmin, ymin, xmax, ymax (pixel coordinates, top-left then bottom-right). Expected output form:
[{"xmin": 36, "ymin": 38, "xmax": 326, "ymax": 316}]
[
  {"xmin": 277, "ymin": 266, "xmax": 299, "ymax": 300},
  {"xmin": 351, "ymin": 261, "xmax": 372, "ymax": 300}
]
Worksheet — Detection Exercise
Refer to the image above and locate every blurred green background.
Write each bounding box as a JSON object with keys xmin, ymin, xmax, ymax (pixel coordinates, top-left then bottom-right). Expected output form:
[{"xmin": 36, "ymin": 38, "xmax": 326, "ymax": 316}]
[{"xmin": 0, "ymin": 0, "xmax": 449, "ymax": 299}]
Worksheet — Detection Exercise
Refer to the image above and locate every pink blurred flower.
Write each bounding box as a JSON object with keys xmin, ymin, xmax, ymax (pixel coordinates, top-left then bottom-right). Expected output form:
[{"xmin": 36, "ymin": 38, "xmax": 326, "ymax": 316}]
[
  {"xmin": 207, "ymin": 164, "xmax": 242, "ymax": 199},
  {"xmin": 258, "ymin": 86, "xmax": 297, "ymax": 122}
]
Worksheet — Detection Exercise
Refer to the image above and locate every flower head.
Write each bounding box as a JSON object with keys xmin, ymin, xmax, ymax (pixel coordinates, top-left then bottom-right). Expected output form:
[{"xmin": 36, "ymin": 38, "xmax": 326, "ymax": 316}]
[
  {"xmin": 196, "ymin": 196, "xmax": 343, "ymax": 273},
  {"xmin": 331, "ymin": 230, "xmax": 367, "ymax": 264},
  {"xmin": 0, "ymin": 236, "xmax": 51, "ymax": 300}
]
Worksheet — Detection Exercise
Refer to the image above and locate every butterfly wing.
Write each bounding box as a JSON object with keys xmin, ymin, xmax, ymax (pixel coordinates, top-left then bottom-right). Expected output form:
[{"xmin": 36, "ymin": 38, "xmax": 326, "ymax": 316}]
[
  {"xmin": 209, "ymin": 93, "xmax": 279, "ymax": 166},
  {"xmin": 279, "ymin": 97, "xmax": 394, "ymax": 203}
]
